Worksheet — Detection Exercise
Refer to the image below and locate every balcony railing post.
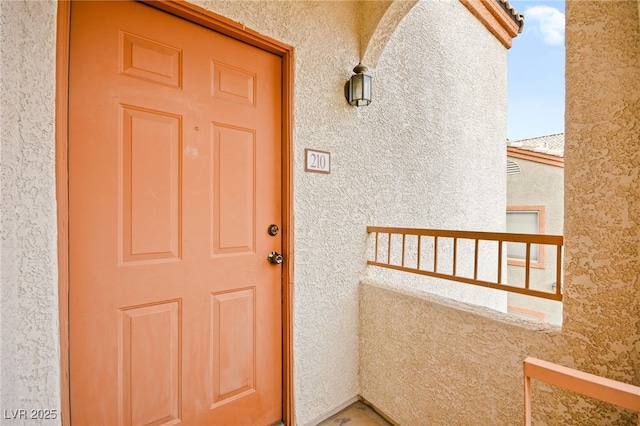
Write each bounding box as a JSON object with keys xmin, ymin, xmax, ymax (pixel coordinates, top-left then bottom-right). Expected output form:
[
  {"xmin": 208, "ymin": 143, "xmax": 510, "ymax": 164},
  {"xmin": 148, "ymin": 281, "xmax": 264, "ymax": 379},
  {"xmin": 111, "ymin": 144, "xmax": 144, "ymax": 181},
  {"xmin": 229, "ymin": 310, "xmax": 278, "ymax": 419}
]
[
  {"xmin": 556, "ymin": 246, "xmax": 562, "ymax": 297},
  {"xmin": 374, "ymin": 231, "xmax": 379, "ymax": 263},
  {"xmin": 434, "ymin": 236, "xmax": 438, "ymax": 273},
  {"xmin": 453, "ymin": 238, "xmax": 457, "ymax": 276},
  {"xmin": 525, "ymin": 243, "xmax": 531, "ymax": 290},
  {"xmin": 497, "ymin": 240, "xmax": 503, "ymax": 284},
  {"xmin": 473, "ymin": 239, "xmax": 479, "ymax": 281}
]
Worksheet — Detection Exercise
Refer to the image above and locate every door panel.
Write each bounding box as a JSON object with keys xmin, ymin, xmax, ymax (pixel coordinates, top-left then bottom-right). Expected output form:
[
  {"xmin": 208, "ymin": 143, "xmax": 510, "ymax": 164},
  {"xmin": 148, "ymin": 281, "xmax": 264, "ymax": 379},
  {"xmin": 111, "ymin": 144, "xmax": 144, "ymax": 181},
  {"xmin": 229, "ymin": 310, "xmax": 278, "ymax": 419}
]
[
  {"xmin": 213, "ymin": 124, "xmax": 256, "ymax": 255},
  {"xmin": 69, "ymin": 1, "xmax": 282, "ymax": 424},
  {"xmin": 122, "ymin": 106, "xmax": 182, "ymax": 262},
  {"xmin": 211, "ymin": 288, "xmax": 255, "ymax": 406},
  {"xmin": 120, "ymin": 301, "xmax": 181, "ymax": 426}
]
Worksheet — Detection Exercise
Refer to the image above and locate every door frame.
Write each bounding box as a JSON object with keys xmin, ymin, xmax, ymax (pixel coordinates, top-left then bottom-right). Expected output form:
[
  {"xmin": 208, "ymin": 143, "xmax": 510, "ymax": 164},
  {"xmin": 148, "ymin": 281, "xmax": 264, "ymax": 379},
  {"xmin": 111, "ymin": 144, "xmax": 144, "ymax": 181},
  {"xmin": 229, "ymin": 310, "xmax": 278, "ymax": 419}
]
[{"xmin": 55, "ymin": 1, "xmax": 295, "ymax": 424}]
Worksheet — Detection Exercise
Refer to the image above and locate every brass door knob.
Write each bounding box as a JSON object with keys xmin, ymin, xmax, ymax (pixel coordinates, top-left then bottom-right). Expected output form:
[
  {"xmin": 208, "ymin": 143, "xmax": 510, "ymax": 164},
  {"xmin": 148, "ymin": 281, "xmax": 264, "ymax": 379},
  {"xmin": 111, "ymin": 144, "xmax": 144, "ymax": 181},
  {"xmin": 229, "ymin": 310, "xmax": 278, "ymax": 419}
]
[{"xmin": 267, "ymin": 252, "xmax": 283, "ymax": 264}]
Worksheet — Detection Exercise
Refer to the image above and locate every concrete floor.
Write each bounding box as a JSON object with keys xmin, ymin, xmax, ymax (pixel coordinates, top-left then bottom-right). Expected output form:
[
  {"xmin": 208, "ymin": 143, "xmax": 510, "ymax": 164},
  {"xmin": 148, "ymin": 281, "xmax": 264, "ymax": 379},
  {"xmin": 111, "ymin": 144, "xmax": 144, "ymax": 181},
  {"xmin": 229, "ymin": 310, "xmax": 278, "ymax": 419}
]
[{"xmin": 317, "ymin": 401, "xmax": 393, "ymax": 426}]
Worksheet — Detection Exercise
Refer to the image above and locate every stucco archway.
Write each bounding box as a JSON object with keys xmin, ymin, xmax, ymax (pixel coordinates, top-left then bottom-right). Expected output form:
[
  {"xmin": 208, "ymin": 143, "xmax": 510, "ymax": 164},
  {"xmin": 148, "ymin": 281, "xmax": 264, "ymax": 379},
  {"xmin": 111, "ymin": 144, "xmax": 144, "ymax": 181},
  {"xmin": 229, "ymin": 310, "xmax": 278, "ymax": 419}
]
[
  {"xmin": 360, "ymin": 0, "xmax": 420, "ymax": 68},
  {"xmin": 359, "ymin": 0, "xmax": 523, "ymax": 68}
]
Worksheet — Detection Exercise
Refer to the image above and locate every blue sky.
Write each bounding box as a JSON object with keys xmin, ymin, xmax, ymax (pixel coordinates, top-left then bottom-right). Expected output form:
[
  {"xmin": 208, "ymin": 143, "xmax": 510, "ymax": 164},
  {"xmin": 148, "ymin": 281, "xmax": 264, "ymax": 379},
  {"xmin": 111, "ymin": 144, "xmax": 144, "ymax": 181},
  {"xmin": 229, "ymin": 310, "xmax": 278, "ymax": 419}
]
[{"xmin": 507, "ymin": 0, "xmax": 565, "ymax": 141}]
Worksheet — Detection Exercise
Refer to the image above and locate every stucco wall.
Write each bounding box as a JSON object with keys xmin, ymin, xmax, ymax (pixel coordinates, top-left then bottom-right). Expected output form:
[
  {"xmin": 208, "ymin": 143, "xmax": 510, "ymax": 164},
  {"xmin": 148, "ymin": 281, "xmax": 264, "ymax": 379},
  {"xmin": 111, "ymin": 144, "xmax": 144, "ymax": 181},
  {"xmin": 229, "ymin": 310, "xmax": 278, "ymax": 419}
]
[
  {"xmin": 0, "ymin": 0, "xmax": 61, "ymax": 420},
  {"xmin": 563, "ymin": 0, "xmax": 639, "ymax": 405},
  {"xmin": 361, "ymin": 1, "xmax": 640, "ymax": 424},
  {"xmin": 361, "ymin": 0, "xmax": 509, "ymax": 313},
  {"xmin": 0, "ymin": 0, "xmax": 508, "ymax": 425},
  {"xmin": 507, "ymin": 158, "xmax": 564, "ymax": 237},
  {"xmin": 360, "ymin": 280, "xmax": 563, "ymax": 425}
]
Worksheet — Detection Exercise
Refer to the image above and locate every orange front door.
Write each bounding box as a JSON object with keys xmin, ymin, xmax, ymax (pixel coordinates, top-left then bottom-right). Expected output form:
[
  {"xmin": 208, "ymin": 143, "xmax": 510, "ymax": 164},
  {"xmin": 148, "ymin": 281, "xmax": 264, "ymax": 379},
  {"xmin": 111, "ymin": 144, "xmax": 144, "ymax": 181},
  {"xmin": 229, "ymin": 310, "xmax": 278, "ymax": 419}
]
[{"xmin": 68, "ymin": 1, "xmax": 283, "ymax": 424}]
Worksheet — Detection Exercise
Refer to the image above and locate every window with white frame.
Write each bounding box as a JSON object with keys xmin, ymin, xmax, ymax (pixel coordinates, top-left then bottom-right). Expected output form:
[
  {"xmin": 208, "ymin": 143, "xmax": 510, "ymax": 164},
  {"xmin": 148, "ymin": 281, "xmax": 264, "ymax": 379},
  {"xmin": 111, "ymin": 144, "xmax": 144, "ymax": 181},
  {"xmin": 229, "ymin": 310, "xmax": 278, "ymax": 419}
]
[{"xmin": 506, "ymin": 206, "xmax": 546, "ymax": 268}]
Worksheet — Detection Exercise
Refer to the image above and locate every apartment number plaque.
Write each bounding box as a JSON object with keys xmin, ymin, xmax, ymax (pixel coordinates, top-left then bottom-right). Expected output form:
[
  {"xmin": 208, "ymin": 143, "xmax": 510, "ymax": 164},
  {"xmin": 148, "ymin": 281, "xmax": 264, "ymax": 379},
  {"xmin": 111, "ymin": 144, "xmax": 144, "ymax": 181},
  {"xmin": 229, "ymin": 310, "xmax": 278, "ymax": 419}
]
[{"xmin": 305, "ymin": 149, "xmax": 330, "ymax": 174}]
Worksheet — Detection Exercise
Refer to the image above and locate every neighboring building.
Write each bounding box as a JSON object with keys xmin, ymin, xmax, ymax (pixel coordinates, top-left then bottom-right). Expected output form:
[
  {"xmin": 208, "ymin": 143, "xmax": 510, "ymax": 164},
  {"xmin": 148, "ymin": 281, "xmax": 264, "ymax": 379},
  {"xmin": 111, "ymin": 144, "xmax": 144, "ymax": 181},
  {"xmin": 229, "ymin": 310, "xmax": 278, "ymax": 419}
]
[{"xmin": 506, "ymin": 133, "xmax": 564, "ymax": 325}]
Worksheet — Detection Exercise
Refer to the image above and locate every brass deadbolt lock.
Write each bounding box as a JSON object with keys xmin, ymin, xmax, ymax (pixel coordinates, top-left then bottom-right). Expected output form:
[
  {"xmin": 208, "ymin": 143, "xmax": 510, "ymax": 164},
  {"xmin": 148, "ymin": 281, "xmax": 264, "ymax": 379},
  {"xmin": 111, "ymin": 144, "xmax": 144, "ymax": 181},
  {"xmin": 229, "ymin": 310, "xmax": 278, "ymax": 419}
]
[{"xmin": 268, "ymin": 224, "xmax": 279, "ymax": 236}]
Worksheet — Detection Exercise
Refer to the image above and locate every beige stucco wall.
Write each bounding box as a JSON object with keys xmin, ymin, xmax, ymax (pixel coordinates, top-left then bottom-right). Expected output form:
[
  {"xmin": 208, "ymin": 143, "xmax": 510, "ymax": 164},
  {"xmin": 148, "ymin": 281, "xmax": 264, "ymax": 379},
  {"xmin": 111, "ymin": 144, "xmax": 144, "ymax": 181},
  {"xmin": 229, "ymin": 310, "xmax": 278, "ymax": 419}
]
[
  {"xmin": 507, "ymin": 158, "xmax": 564, "ymax": 236},
  {"xmin": 361, "ymin": 0, "xmax": 510, "ymax": 314},
  {"xmin": 563, "ymin": 0, "xmax": 639, "ymax": 402},
  {"xmin": 507, "ymin": 157, "xmax": 564, "ymax": 324},
  {"xmin": 361, "ymin": 1, "xmax": 639, "ymax": 424},
  {"xmin": 0, "ymin": 0, "xmax": 509, "ymax": 425},
  {"xmin": 0, "ymin": 0, "xmax": 61, "ymax": 418},
  {"xmin": 360, "ymin": 280, "xmax": 563, "ymax": 425}
]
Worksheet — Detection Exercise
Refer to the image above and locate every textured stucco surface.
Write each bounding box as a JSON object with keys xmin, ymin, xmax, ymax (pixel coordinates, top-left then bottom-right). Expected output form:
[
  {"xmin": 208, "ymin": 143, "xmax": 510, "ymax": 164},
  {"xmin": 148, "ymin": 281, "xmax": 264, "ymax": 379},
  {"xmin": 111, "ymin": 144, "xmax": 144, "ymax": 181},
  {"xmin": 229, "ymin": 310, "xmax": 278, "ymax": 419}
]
[
  {"xmin": 562, "ymin": 0, "xmax": 639, "ymax": 421},
  {"xmin": 360, "ymin": 0, "xmax": 419, "ymax": 67},
  {"xmin": 360, "ymin": 280, "xmax": 563, "ymax": 425},
  {"xmin": 361, "ymin": 1, "xmax": 640, "ymax": 424},
  {"xmin": 359, "ymin": 1, "xmax": 394, "ymax": 60},
  {"xmin": 363, "ymin": 0, "xmax": 509, "ymax": 312},
  {"xmin": 507, "ymin": 158, "xmax": 564, "ymax": 239},
  {"xmin": 0, "ymin": 0, "xmax": 61, "ymax": 421}
]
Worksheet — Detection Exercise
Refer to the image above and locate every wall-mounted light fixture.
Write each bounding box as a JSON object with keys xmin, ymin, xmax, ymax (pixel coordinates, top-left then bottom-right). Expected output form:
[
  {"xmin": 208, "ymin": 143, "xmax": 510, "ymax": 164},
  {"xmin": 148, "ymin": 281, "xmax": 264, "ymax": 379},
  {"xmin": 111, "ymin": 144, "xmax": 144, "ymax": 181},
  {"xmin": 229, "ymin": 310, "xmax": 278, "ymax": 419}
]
[{"xmin": 344, "ymin": 63, "xmax": 371, "ymax": 107}]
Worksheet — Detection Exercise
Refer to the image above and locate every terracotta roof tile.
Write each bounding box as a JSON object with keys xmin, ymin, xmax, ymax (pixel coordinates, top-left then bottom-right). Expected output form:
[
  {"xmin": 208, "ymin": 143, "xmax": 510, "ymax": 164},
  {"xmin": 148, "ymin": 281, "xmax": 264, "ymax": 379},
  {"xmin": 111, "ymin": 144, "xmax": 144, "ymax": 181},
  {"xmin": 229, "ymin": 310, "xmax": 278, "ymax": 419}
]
[
  {"xmin": 497, "ymin": 0, "xmax": 525, "ymax": 33},
  {"xmin": 507, "ymin": 133, "xmax": 564, "ymax": 157}
]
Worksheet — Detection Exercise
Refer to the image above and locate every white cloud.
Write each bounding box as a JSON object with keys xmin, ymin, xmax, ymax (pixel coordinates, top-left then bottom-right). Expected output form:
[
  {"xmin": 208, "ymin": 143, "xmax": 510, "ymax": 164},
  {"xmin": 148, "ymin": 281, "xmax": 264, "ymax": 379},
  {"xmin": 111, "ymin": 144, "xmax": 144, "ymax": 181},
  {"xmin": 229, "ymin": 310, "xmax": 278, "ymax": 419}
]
[{"xmin": 525, "ymin": 6, "xmax": 565, "ymax": 45}]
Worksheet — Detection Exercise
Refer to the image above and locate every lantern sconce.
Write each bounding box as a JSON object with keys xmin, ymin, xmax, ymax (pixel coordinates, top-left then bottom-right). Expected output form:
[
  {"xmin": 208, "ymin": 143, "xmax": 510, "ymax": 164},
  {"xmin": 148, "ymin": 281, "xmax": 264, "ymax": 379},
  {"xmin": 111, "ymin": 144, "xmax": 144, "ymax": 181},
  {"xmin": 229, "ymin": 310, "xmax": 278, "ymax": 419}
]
[{"xmin": 344, "ymin": 63, "xmax": 372, "ymax": 107}]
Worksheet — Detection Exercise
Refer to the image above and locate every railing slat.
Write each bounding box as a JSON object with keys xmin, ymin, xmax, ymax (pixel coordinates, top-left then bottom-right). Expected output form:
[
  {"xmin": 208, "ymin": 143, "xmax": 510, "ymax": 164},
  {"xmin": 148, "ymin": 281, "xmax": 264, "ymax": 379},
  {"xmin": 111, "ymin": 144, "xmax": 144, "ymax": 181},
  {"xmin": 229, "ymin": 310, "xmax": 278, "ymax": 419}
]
[
  {"xmin": 434, "ymin": 236, "xmax": 438, "ymax": 273},
  {"xmin": 473, "ymin": 239, "xmax": 479, "ymax": 280},
  {"xmin": 556, "ymin": 246, "xmax": 562, "ymax": 296},
  {"xmin": 525, "ymin": 243, "xmax": 531, "ymax": 290},
  {"xmin": 497, "ymin": 240, "xmax": 503, "ymax": 284},
  {"xmin": 374, "ymin": 231, "xmax": 379, "ymax": 263},
  {"xmin": 453, "ymin": 238, "xmax": 457, "ymax": 276}
]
